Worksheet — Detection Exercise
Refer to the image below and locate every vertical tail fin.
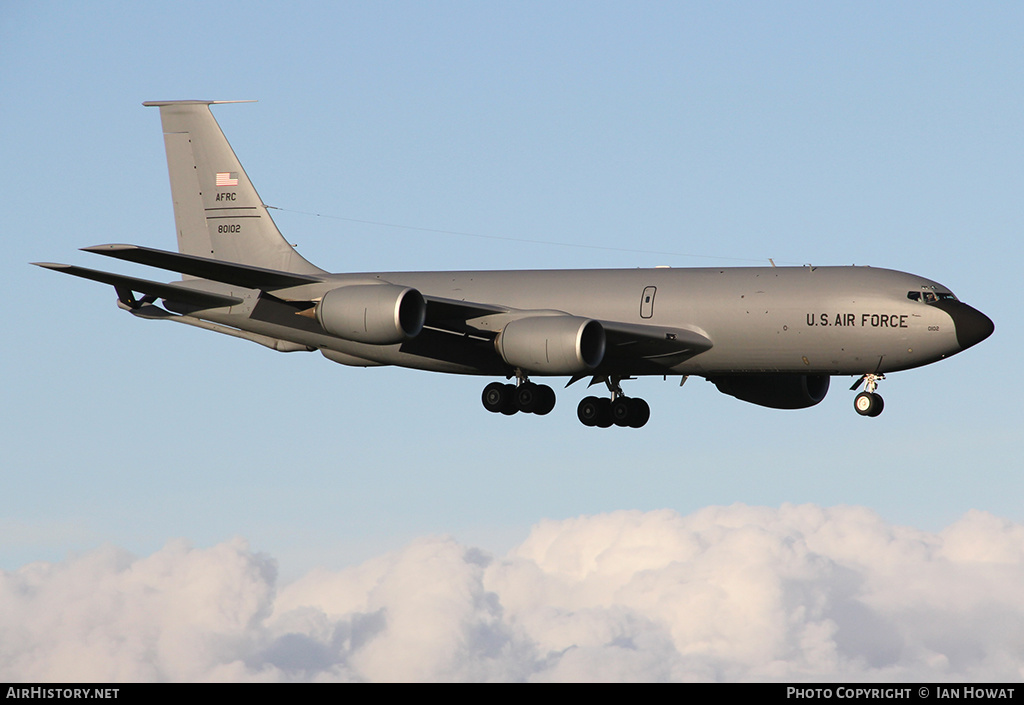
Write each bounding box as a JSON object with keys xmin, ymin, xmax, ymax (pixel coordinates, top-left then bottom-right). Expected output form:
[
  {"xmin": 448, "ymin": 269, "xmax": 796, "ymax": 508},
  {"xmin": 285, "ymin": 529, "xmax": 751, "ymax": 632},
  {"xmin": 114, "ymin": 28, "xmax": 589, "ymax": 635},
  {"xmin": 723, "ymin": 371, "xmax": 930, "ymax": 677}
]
[{"xmin": 144, "ymin": 100, "xmax": 324, "ymax": 275}]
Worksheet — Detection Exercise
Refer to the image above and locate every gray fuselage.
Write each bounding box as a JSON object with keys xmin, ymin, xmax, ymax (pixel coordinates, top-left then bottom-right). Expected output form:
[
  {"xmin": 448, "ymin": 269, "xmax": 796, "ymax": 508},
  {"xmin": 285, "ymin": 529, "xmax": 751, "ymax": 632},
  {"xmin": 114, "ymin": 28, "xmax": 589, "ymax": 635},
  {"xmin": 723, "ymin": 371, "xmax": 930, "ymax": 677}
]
[{"xmin": 192, "ymin": 264, "xmax": 974, "ymax": 378}]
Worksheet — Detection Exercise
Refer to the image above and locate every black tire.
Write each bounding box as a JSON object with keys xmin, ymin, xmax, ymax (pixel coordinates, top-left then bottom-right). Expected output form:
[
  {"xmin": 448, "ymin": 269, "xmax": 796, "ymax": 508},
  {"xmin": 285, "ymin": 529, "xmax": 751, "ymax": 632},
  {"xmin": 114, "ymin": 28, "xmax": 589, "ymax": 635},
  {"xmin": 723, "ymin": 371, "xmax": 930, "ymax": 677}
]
[
  {"xmin": 628, "ymin": 398, "xmax": 651, "ymax": 428},
  {"xmin": 868, "ymin": 392, "xmax": 884, "ymax": 417},
  {"xmin": 534, "ymin": 385, "xmax": 556, "ymax": 416},
  {"xmin": 500, "ymin": 383, "xmax": 519, "ymax": 415},
  {"xmin": 854, "ymin": 391, "xmax": 876, "ymax": 417},
  {"xmin": 516, "ymin": 383, "xmax": 539, "ymax": 413},
  {"xmin": 482, "ymin": 382, "xmax": 508, "ymax": 413},
  {"xmin": 611, "ymin": 398, "xmax": 632, "ymax": 427},
  {"xmin": 577, "ymin": 396, "xmax": 600, "ymax": 426},
  {"xmin": 594, "ymin": 398, "xmax": 613, "ymax": 428}
]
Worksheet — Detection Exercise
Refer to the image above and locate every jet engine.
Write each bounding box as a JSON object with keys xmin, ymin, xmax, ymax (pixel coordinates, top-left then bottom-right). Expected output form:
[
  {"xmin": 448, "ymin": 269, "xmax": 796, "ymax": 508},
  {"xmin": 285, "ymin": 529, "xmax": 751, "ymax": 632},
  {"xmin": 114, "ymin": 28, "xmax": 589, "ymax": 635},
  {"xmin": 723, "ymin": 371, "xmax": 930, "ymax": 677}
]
[
  {"xmin": 495, "ymin": 316, "xmax": 606, "ymax": 374},
  {"xmin": 711, "ymin": 374, "xmax": 830, "ymax": 409},
  {"xmin": 316, "ymin": 284, "xmax": 426, "ymax": 344}
]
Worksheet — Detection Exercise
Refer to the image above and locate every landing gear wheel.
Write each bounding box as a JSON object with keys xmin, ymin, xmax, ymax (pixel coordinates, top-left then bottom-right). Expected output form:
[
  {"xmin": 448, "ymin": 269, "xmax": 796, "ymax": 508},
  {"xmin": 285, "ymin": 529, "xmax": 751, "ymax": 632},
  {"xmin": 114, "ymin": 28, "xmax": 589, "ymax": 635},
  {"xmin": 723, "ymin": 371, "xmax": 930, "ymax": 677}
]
[
  {"xmin": 854, "ymin": 391, "xmax": 884, "ymax": 417},
  {"xmin": 577, "ymin": 396, "xmax": 601, "ymax": 426},
  {"xmin": 533, "ymin": 385, "xmax": 556, "ymax": 416},
  {"xmin": 499, "ymin": 384, "xmax": 519, "ymax": 415},
  {"xmin": 515, "ymin": 382, "xmax": 540, "ymax": 413},
  {"xmin": 578, "ymin": 396, "xmax": 612, "ymax": 427},
  {"xmin": 628, "ymin": 398, "xmax": 651, "ymax": 428},
  {"xmin": 854, "ymin": 392, "xmax": 873, "ymax": 416},
  {"xmin": 580, "ymin": 395, "xmax": 650, "ymax": 428},
  {"xmin": 868, "ymin": 393, "xmax": 884, "ymax": 417},
  {"xmin": 482, "ymin": 382, "xmax": 511, "ymax": 414},
  {"xmin": 611, "ymin": 398, "xmax": 633, "ymax": 427}
]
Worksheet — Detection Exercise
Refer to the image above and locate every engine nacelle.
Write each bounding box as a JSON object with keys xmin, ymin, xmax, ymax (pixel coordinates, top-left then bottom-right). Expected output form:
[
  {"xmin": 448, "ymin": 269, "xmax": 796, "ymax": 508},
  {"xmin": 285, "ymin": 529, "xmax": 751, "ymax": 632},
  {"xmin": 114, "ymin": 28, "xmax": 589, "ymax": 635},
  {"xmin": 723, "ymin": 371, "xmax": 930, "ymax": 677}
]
[
  {"xmin": 711, "ymin": 374, "xmax": 830, "ymax": 410},
  {"xmin": 496, "ymin": 316, "xmax": 606, "ymax": 374},
  {"xmin": 316, "ymin": 284, "xmax": 426, "ymax": 345}
]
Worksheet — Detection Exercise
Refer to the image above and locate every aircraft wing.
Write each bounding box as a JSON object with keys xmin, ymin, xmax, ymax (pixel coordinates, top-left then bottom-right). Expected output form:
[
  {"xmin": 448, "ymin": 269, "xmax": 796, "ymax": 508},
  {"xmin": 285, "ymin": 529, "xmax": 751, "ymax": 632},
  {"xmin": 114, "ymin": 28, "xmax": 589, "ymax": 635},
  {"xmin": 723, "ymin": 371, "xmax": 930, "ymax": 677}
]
[
  {"xmin": 45, "ymin": 246, "xmax": 711, "ymax": 370},
  {"xmin": 419, "ymin": 295, "xmax": 712, "ymax": 367},
  {"xmin": 81, "ymin": 244, "xmax": 324, "ymax": 290},
  {"xmin": 33, "ymin": 262, "xmax": 243, "ymax": 309},
  {"xmin": 422, "ymin": 295, "xmax": 511, "ymax": 330}
]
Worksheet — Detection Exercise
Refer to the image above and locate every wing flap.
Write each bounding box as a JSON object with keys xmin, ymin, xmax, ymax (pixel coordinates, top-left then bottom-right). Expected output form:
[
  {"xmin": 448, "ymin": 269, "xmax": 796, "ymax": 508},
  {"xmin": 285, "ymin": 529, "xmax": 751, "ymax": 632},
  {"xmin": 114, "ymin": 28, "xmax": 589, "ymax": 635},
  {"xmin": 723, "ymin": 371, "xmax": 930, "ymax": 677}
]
[
  {"xmin": 81, "ymin": 244, "xmax": 324, "ymax": 290},
  {"xmin": 33, "ymin": 262, "xmax": 243, "ymax": 309}
]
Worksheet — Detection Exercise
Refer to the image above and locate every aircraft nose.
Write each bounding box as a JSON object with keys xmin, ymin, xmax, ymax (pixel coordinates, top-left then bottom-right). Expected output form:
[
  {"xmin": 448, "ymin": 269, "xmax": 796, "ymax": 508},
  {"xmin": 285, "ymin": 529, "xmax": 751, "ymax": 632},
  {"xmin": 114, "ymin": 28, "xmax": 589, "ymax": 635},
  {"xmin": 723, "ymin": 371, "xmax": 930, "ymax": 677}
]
[{"xmin": 941, "ymin": 301, "xmax": 994, "ymax": 350}]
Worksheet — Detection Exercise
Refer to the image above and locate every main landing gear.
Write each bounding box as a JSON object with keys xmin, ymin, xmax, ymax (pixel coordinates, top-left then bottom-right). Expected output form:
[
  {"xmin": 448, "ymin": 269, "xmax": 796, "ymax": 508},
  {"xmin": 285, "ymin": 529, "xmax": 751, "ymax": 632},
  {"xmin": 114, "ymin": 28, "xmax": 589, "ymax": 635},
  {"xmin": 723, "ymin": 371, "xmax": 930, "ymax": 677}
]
[
  {"xmin": 577, "ymin": 376, "xmax": 651, "ymax": 429},
  {"xmin": 577, "ymin": 396, "xmax": 650, "ymax": 428},
  {"xmin": 851, "ymin": 373, "xmax": 885, "ymax": 417},
  {"xmin": 481, "ymin": 378, "xmax": 556, "ymax": 416},
  {"xmin": 481, "ymin": 373, "xmax": 651, "ymax": 427}
]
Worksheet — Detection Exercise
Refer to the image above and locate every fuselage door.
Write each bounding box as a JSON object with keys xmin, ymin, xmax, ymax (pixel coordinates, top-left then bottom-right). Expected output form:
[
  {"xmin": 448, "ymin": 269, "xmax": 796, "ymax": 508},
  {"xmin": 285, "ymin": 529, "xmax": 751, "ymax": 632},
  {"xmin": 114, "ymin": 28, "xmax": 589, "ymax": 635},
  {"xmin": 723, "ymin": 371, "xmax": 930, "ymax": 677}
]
[{"xmin": 640, "ymin": 286, "xmax": 656, "ymax": 319}]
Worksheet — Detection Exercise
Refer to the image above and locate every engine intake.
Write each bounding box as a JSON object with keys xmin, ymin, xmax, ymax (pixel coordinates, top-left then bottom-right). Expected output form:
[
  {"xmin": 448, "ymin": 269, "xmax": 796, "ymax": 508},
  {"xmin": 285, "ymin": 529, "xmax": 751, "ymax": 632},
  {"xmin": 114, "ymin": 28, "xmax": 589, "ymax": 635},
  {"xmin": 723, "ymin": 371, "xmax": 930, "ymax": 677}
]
[
  {"xmin": 711, "ymin": 374, "xmax": 830, "ymax": 409},
  {"xmin": 496, "ymin": 316, "xmax": 606, "ymax": 374},
  {"xmin": 316, "ymin": 284, "xmax": 425, "ymax": 344}
]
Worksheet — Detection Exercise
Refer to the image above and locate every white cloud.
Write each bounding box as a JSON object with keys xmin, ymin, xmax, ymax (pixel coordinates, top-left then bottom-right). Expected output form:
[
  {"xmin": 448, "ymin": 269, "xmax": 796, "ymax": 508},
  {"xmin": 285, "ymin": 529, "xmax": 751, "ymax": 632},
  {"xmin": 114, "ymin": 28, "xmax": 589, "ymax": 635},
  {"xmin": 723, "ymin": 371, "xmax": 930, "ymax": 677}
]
[{"xmin": 2, "ymin": 505, "xmax": 1023, "ymax": 682}]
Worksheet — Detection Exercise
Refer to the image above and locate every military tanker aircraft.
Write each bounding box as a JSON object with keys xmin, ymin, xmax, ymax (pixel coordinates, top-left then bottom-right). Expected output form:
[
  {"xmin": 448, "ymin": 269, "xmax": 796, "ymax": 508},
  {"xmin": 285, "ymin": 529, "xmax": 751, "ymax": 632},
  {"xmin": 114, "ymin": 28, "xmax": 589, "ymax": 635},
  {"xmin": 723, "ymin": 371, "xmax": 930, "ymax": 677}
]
[{"xmin": 35, "ymin": 101, "xmax": 994, "ymax": 428}]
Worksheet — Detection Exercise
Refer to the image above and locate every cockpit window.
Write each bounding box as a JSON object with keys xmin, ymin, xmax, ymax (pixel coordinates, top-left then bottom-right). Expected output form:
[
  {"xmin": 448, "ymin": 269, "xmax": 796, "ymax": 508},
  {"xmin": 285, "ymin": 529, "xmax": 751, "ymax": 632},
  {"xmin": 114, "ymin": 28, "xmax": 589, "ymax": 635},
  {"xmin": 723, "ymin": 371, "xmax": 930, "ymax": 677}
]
[{"xmin": 908, "ymin": 290, "xmax": 958, "ymax": 304}]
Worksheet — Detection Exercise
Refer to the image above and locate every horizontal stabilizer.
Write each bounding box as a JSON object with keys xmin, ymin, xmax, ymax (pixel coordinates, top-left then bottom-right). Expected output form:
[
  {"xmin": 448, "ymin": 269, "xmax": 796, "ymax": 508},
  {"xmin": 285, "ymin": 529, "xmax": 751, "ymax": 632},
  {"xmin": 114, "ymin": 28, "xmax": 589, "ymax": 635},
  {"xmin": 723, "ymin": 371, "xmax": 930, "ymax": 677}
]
[
  {"xmin": 33, "ymin": 262, "xmax": 243, "ymax": 309},
  {"xmin": 82, "ymin": 244, "xmax": 324, "ymax": 290}
]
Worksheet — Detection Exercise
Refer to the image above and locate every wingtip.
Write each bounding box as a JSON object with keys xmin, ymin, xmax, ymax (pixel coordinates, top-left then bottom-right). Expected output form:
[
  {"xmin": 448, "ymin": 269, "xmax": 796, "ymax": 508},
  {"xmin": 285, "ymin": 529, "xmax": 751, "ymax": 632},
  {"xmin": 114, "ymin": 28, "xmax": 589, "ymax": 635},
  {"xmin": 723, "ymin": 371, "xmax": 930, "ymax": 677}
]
[{"xmin": 81, "ymin": 244, "xmax": 138, "ymax": 253}]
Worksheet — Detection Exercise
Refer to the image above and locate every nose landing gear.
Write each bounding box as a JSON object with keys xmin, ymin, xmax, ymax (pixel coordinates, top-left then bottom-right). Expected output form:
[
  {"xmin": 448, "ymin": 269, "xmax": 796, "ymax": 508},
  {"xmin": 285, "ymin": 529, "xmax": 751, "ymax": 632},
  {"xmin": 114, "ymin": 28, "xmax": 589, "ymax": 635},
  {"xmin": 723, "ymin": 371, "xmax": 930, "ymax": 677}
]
[{"xmin": 851, "ymin": 374, "xmax": 885, "ymax": 417}]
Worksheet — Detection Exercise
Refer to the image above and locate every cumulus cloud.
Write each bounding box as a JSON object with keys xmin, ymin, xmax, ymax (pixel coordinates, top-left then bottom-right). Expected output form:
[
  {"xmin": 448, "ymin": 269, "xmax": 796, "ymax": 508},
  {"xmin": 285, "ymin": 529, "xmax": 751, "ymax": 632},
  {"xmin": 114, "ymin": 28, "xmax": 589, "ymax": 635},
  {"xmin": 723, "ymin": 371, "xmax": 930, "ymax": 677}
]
[{"xmin": 2, "ymin": 505, "xmax": 1023, "ymax": 682}]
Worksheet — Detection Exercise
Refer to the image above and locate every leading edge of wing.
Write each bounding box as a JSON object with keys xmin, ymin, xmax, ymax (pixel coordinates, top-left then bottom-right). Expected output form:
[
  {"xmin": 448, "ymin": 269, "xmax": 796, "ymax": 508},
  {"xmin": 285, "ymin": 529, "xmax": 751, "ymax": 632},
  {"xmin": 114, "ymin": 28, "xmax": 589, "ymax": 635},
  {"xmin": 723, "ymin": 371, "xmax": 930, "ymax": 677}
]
[
  {"xmin": 82, "ymin": 244, "xmax": 324, "ymax": 290},
  {"xmin": 33, "ymin": 262, "xmax": 243, "ymax": 309}
]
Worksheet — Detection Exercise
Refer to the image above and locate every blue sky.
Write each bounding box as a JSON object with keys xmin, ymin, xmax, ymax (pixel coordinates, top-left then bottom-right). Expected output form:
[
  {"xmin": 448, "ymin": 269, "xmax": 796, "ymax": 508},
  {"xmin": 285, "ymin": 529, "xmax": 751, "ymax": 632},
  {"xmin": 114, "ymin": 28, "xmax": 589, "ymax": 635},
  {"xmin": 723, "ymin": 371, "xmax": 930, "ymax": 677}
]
[
  {"xmin": 2, "ymin": 2, "xmax": 1023, "ymax": 680},
  {"xmin": 4, "ymin": 0, "xmax": 1020, "ymax": 565}
]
